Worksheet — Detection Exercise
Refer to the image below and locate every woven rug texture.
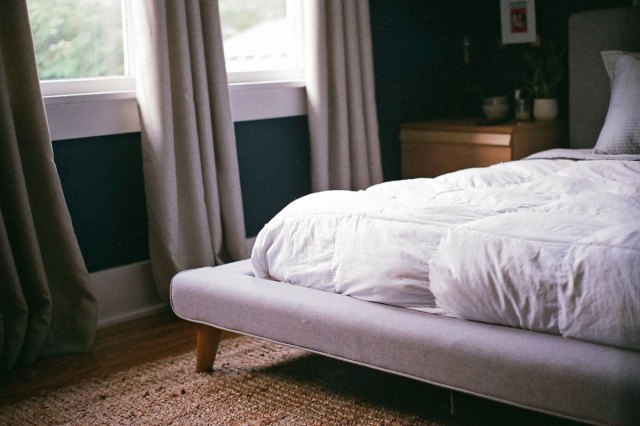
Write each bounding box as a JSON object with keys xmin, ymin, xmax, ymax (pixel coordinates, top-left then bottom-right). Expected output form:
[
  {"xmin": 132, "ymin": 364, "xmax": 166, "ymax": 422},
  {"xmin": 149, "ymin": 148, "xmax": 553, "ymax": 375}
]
[{"xmin": 0, "ymin": 336, "xmax": 576, "ymax": 425}]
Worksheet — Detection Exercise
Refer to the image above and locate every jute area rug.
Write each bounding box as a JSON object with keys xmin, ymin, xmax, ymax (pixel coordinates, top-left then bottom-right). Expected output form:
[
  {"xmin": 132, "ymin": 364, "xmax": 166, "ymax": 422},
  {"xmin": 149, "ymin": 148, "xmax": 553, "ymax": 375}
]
[{"xmin": 1, "ymin": 336, "xmax": 574, "ymax": 425}]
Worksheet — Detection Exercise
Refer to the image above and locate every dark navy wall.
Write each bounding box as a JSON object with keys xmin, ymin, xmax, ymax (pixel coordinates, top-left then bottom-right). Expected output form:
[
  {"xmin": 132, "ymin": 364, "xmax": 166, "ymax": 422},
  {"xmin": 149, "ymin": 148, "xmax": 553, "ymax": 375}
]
[
  {"xmin": 53, "ymin": 133, "xmax": 149, "ymax": 272},
  {"xmin": 236, "ymin": 116, "xmax": 311, "ymax": 237},
  {"xmin": 369, "ymin": 0, "xmax": 631, "ymax": 181},
  {"xmin": 54, "ymin": 117, "xmax": 311, "ymax": 271},
  {"xmin": 370, "ymin": 0, "xmax": 454, "ymax": 181}
]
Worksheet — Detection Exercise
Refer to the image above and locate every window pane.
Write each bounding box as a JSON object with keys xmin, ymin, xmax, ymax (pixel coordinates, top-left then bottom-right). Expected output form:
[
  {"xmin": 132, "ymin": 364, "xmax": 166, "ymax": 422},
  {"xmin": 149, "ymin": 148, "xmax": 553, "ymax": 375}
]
[
  {"xmin": 219, "ymin": 0, "xmax": 301, "ymax": 73},
  {"xmin": 27, "ymin": 0, "xmax": 125, "ymax": 80}
]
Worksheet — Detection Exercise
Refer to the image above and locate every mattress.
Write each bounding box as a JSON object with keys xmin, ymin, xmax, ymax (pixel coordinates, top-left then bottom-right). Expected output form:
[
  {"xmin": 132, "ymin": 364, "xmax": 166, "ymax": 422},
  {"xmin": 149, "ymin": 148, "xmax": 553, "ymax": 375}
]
[{"xmin": 252, "ymin": 150, "xmax": 640, "ymax": 350}]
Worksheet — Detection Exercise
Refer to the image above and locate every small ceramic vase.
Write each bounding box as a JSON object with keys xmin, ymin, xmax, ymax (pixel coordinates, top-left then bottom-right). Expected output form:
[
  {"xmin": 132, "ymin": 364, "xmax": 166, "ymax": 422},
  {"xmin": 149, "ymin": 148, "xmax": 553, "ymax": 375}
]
[{"xmin": 533, "ymin": 99, "xmax": 559, "ymax": 120}]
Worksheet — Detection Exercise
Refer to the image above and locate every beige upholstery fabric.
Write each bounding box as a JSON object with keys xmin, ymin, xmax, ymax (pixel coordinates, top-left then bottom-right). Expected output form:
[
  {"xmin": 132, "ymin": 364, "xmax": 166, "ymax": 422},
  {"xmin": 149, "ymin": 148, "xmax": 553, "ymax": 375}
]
[
  {"xmin": 171, "ymin": 261, "xmax": 640, "ymax": 426},
  {"xmin": 0, "ymin": 1, "xmax": 96, "ymax": 373},
  {"xmin": 133, "ymin": 0, "xmax": 248, "ymax": 301},
  {"xmin": 305, "ymin": 0, "xmax": 384, "ymax": 191}
]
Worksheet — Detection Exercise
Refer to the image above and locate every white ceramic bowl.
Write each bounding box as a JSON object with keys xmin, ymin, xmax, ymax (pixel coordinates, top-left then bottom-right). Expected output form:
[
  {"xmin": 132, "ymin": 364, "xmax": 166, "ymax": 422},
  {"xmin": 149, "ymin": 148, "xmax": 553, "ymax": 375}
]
[
  {"xmin": 483, "ymin": 95, "xmax": 509, "ymax": 105},
  {"xmin": 482, "ymin": 103, "xmax": 510, "ymax": 121}
]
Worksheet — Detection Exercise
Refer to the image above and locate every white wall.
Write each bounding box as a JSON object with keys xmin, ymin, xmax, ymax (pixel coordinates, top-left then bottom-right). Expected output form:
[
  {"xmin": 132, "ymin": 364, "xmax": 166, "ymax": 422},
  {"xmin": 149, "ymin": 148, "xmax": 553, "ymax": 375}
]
[
  {"xmin": 90, "ymin": 237, "xmax": 256, "ymax": 327},
  {"xmin": 89, "ymin": 261, "xmax": 166, "ymax": 327}
]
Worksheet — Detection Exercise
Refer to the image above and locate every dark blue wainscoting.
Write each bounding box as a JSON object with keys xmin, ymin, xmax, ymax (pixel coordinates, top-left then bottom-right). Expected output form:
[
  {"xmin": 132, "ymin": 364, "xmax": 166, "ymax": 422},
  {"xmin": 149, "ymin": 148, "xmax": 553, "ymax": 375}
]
[
  {"xmin": 53, "ymin": 116, "xmax": 311, "ymax": 272},
  {"xmin": 53, "ymin": 133, "xmax": 149, "ymax": 272},
  {"xmin": 235, "ymin": 115, "xmax": 311, "ymax": 238}
]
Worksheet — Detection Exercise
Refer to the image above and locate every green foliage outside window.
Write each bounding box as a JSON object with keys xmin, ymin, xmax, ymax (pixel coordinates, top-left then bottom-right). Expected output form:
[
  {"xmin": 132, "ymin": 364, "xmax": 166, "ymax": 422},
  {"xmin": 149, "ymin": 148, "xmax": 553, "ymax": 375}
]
[
  {"xmin": 219, "ymin": 0, "xmax": 285, "ymax": 40},
  {"xmin": 27, "ymin": 0, "xmax": 287, "ymax": 81},
  {"xmin": 27, "ymin": 0, "xmax": 124, "ymax": 80}
]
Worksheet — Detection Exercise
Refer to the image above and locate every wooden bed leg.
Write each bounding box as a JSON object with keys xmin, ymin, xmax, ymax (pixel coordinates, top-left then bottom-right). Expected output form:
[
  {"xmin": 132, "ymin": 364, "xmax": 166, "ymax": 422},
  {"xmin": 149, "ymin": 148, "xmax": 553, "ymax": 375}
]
[{"xmin": 195, "ymin": 324, "xmax": 221, "ymax": 372}]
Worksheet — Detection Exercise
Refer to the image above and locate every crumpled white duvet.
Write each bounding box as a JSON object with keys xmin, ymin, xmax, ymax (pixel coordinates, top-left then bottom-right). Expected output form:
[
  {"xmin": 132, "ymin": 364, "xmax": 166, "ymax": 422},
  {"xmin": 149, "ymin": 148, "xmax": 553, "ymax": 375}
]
[{"xmin": 252, "ymin": 156, "xmax": 640, "ymax": 350}]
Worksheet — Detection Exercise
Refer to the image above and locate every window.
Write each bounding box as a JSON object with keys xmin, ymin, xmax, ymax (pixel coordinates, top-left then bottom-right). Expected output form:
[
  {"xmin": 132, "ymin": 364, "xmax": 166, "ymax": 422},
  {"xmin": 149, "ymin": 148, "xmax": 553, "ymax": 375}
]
[
  {"xmin": 28, "ymin": 0, "xmax": 302, "ymax": 92},
  {"xmin": 27, "ymin": 0, "xmax": 306, "ymax": 139},
  {"xmin": 220, "ymin": 0, "xmax": 304, "ymax": 83},
  {"xmin": 27, "ymin": 0, "xmax": 134, "ymax": 96}
]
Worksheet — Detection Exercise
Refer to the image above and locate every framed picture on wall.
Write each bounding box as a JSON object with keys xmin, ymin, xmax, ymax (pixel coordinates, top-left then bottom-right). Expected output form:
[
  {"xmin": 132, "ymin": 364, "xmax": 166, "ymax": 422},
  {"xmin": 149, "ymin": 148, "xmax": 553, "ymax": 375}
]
[{"xmin": 500, "ymin": 0, "xmax": 537, "ymax": 44}]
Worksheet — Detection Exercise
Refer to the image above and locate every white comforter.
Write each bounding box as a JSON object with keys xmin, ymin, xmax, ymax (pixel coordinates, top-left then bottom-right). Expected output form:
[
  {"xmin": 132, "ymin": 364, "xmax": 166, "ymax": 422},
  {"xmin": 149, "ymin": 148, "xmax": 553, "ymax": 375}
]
[{"xmin": 252, "ymin": 154, "xmax": 640, "ymax": 350}]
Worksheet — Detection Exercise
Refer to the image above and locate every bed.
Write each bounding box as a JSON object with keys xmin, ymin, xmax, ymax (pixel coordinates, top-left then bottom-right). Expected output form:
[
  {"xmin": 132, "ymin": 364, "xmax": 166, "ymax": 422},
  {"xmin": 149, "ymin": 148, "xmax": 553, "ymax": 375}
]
[{"xmin": 171, "ymin": 7, "xmax": 640, "ymax": 425}]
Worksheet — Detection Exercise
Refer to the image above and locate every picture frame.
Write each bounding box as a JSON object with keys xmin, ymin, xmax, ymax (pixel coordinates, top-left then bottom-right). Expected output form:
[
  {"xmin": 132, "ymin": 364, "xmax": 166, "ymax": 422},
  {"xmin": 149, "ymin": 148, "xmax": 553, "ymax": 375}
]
[{"xmin": 500, "ymin": 0, "xmax": 537, "ymax": 44}]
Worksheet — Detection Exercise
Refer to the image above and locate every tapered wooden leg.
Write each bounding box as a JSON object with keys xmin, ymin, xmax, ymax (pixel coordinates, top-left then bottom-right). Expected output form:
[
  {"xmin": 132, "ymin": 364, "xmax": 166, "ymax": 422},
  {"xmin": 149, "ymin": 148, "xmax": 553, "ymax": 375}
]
[{"xmin": 195, "ymin": 324, "xmax": 221, "ymax": 372}]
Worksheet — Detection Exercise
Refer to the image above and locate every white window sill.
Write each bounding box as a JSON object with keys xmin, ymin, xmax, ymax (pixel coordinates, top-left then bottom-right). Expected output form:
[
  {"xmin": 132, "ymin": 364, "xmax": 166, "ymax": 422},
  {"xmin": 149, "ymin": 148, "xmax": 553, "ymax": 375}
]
[
  {"xmin": 45, "ymin": 81, "xmax": 307, "ymax": 141},
  {"xmin": 229, "ymin": 80, "xmax": 306, "ymax": 122},
  {"xmin": 45, "ymin": 91, "xmax": 139, "ymax": 141}
]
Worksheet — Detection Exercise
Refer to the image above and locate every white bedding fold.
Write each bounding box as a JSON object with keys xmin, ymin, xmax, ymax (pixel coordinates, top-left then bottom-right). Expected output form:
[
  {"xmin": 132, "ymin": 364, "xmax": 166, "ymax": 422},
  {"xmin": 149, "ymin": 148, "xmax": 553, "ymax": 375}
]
[{"xmin": 252, "ymin": 155, "xmax": 640, "ymax": 350}]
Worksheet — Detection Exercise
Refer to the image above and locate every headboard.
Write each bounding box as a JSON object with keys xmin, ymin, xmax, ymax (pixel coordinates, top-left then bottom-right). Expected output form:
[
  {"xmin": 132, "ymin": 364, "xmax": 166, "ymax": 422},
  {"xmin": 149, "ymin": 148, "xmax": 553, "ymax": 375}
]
[{"xmin": 569, "ymin": 7, "xmax": 640, "ymax": 148}]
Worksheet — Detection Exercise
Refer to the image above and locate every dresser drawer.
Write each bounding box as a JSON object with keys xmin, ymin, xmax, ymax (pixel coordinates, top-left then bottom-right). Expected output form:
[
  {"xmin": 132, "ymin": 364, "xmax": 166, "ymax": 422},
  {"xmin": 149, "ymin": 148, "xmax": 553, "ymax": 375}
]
[
  {"xmin": 400, "ymin": 129, "xmax": 512, "ymax": 146},
  {"xmin": 402, "ymin": 139, "xmax": 512, "ymax": 177},
  {"xmin": 399, "ymin": 119, "xmax": 565, "ymax": 178}
]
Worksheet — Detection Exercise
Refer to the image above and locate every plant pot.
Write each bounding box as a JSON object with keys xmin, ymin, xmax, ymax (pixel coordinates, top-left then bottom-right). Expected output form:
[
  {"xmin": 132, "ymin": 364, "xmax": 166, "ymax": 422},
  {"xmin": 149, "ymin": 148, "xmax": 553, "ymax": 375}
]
[{"xmin": 533, "ymin": 98, "xmax": 559, "ymax": 120}]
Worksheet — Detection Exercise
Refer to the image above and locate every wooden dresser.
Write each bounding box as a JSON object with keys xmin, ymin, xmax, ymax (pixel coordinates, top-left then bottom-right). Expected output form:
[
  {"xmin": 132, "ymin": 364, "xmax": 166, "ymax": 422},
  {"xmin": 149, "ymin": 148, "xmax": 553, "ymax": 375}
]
[{"xmin": 400, "ymin": 119, "xmax": 566, "ymax": 178}]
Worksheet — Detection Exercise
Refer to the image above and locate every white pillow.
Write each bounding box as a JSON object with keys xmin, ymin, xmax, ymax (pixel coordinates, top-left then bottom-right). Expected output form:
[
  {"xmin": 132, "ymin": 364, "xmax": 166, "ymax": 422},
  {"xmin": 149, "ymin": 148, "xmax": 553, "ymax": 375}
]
[
  {"xmin": 593, "ymin": 52, "xmax": 640, "ymax": 155},
  {"xmin": 600, "ymin": 51, "xmax": 640, "ymax": 83}
]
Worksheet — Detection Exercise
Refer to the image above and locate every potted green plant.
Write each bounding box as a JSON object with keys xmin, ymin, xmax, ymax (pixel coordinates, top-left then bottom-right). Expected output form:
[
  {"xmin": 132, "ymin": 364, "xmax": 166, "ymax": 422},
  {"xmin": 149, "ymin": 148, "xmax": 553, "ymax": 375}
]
[{"xmin": 525, "ymin": 42, "xmax": 566, "ymax": 120}]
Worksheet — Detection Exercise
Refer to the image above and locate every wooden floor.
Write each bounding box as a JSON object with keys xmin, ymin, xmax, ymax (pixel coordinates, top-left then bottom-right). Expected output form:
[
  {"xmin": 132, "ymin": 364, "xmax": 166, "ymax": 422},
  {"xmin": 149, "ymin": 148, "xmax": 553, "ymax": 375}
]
[{"xmin": 0, "ymin": 311, "xmax": 234, "ymax": 407}]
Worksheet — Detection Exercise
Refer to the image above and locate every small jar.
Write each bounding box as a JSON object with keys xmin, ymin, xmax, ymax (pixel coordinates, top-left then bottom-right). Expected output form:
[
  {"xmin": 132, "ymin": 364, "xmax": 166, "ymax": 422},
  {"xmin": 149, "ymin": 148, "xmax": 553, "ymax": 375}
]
[{"xmin": 514, "ymin": 98, "xmax": 531, "ymax": 121}]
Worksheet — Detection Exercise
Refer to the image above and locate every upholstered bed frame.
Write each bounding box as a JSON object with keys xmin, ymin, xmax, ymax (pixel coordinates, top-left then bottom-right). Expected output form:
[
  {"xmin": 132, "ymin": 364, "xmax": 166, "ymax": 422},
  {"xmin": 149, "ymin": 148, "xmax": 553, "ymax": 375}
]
[{"xmin": 171, "ymin": 8, "xmax": 640, "ymax": 425}]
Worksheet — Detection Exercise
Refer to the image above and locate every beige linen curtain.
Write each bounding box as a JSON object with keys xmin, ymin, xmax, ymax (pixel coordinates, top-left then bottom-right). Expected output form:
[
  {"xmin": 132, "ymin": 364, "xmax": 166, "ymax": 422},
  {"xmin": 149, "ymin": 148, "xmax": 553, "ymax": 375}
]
[
  {"xmin": 0, "ymin": 1, "xmax": 96, "ymax": 374},
  {"xmin": 132, "ymin": 0, "xmax": 247, "ymax": 301},
  {"xmin": 305, "ymin": 0, "xmax": 384, "ymax": 192}
]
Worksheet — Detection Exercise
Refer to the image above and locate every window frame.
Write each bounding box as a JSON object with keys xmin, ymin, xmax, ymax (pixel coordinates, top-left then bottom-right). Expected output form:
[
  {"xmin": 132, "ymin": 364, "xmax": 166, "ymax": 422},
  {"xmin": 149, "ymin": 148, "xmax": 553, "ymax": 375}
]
[
  {"xmin": 40, "ymin": 76, "xmax": 135, "ymax": 97},
  {"xmin": 32, "ymin": 0, "xmax": 135, "ymax": 96},
  {"xmin": 38, "ymin": 0, "xmax": 306, "ymax": 141}
]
